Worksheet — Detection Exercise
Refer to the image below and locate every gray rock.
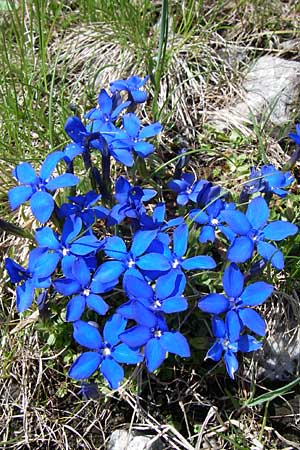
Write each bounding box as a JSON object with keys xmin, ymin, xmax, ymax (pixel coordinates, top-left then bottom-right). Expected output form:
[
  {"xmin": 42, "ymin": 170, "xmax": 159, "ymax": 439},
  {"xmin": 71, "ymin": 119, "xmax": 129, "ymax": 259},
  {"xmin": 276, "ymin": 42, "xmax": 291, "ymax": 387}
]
[
  {"xmin": 210, "ymin": 55, "xmax": 300, "ymax": 132},
  {"xmin": 107, "ymin": 429, "xmax": 164, "ymax": 450}
]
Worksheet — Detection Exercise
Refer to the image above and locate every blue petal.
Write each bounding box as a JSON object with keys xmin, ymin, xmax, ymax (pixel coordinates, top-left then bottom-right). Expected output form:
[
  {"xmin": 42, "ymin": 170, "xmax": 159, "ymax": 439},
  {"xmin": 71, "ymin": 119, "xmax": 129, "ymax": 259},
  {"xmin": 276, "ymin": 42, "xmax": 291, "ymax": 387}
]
[
  {"xmin": 113, "ymin": 343, "xmax": 144, "ymax": 364},
  {"xmin": 16, "ymin": 280, "xmax": 35, "ymax": 312},
  {"xmin": 114, "ymin": 176, "xmax": 130, "ymax": 203},
  {"xmin": 123, "ymin": 113, "xmax": 140, "ymax": 138},
  {"xmin": 134, "ymin": 141, "xmax": 154, "ymax": 157},
  {"xmin": 131, "ymin": 89, "xmax": 147, "ymax": 103},
  {"xmin": 198, "ymin": 294, "xmax": 229, "ymax": 314},
  {"xmin": 199, "ymin": 225, "xmax": 216, "ymax": 243},
  {"xmin": 35, "ymin": 227, "xmax": 60, "ymax": 250},
  {"xmin": 246, "ymin": 196, "xmax": 269, "ymax": 229},
  {"xmin": 206, "ymin": 341, "xmax": 223, "ymax": 361},
  {"xmin": 64, "ymin": 143, "xmax": 84, "ymax": 162},
  {"xmin": 124, "ymin": 275, "xmax": 153, "ymax": 299},
  {"xmin": 145, "ymin": 338, "xmax": 166, "ymax": 372},
  {"xmin": 53, "ymin": 278, "xmax": 81, "ymax": 295},
  {"xmin": 66, "ymin": 295, "xmax": 86, "ymax": 321},
  {"xmin": 70, "ymin": 235, "xmax": 101, "ymax": 255},
  {"xmin": 103, "ymin": 313, "xmax": 127, "ymax": 346},
  {"xmin": 29, "ymin": 250, "xmax": 60, "ymax": 278},
  {"xmin": 227, "ymin": 237, "xmax": 254, "ymax": 263},
  {"xmin": 238, "ymin": 308, "xmax": 266, "ymax": 336},
  {"xmin": 141, "ymin": 188, "xmax": 157, "ymax": 202},
  {"xmin": 119, "ymin": 325, "xmax": 151, "ymax": 347},
  {"xmin": 104, "ymin": 236, "xmax": 127, "ymax": 260},
  {"xmin": 153, "ymin": 202, "xmax": 166, "ymax": 224},
  {"xmin": 5, "ymin": 258, "xmax": 28, "ymax": 283},
  {"xmin": 64, "ymin": 116, "xmax": 87, "ymax": 144},
  {"xmin": 40, "ymin": 151, "xmax": 64, "ymax": 180},
  {"xmin": 225, "ymin": 310, "xmax": 241, "ymax": 342},
  {"xmin": 257, "ymin": 241, "xmax": 284, "ymax": 270},
  {"xmin": 30, "ymin": 191, "xmax": 54, "ymax": 222},
  {"xmin": 97, "ymin": 89, "xmax": 112, "ymax": 114},
  {"xmin": 72, "ymin": 258, "xmax": 91, "ymax": 287},
  {"xmin": 189, "ymin": 209, "xmax": 209, "ymax": 225},
  {"xmin": 173, "ymin": 223, "xmax": 188, "ymax": 258},
  {"xmin": 86, "ymin": 294, "xmax": 109, "ymax": 315},
  {"xmin": 13, "ymin": 162, "xmax": 38, "ymax": 184},
  {"xmin": 221, "ymin": 210, "xmax": 251, "ymax": 235},
  {"xmin": 137, "ymin": 253, "xmax": 171, "ymax": 271},
  {"xmin": 238, "ymin": 335, "xmax": 262, "ymax": 352},
  {"xmin": 100, "ymin": 358, "xmax": 124, "ymax": 389},
  {"xmin": 8, "ymin": 185, "xmax": 33, "ymax": 209},
  {"xmin": 90, "ymin": 276, "xmax": 119, "ymax": 294},
  {"xmin": 110, "ymin": 147, "xmax": 134, "ymax": 167},
  {"xmin": 139, "ymin": 122, "xmax": 162, "ymax": 139},
  {"xmin": 240, "ymin": 282, "xmax": 273, "ymax": 306},
  {"xmin": 263, "ymin": 221, "xmax": 298, "ymax": 241},
  {"xmin": 93, "ymin": 261, "xmax": 124, "ymax": 283},
  {"xmin": 73, "ymin": 320, "xmax": 102, "ymax": 349},
  {"xmin": 46, "ymin": 174, "xmax": 79, "ymax": 191},
  {"xmin": 181, "ymin": 256, "xmax": 216, "ymax": 270},
  {"xmin": 156, "ymin": 271, "xmax": 186, "ymax": 299},
  {"xmin": 161, "ymin": 296, "xmax": 188, "ymax": 313},
  {"xmin": 69, "ymin": 352, "xmax": 102, "ymax": 379},
  {"xmin": 222, "ymin": 263, "xmax": 244, "ymax": 298},
  {"xmin": 131, "ymin": 230, "xmax": 157, "ymax": 257},
  {"xmin": 211, "ymin": 316, "xmax": 225, "ymax": 338},
  {"xmin": 62, "ymin": 216, "xmax": 82, "ymax": 245},
  {"xmin": 160, "ymin": 331, "xmax": 190, "ymax": 357},
  {"xmin": 224, "ymin": 349, "xmax": 238, "ymax": 379}
]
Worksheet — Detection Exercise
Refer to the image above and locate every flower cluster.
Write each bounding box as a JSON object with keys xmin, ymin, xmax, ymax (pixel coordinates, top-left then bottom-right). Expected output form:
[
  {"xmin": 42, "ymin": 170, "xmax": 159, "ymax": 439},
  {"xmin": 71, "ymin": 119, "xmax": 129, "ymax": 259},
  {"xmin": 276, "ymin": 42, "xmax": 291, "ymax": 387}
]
[{"xmin": 5, "ymin": 75, "xmax": 299, "ymax": 388}]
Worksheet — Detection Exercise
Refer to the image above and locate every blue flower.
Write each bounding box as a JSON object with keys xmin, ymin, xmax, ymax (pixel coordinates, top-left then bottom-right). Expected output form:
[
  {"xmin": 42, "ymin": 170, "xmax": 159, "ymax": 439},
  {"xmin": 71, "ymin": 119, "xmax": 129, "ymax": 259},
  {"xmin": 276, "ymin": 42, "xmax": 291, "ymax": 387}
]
[
  {"xmin": 8, "ymin": 152, "xmax": 79, "ymax": 222},
  {"xmin": 110, "ymin": 75, "xmax": 149, "ymax": 103},
  {"xmin": 86, "ymin": 88, "xmax": 130, "ymax": 133},
  {"xmin": 108, "ymin": 177, "xmax": 157, "ymax": 225},
  {"xmin": 119, "ymin": 315, "xmax": 190, "ymax": 372},
  {"xmin": 167, "ymin": 173, "xmax": 207, "ymax": 206},
  {"xmin": 113, "ymin": 113, "xmax": 162, "ymax": 159},
  {"xmin": 221, "ymin": 196, "xmax": 298, "ymax": 268},
  {"xmin": 69, "ymin": 315, "xmax": 143, "ymax": 389},
  {"xmin": 198, "ymin": 263, "xmax": 273, "ymax": 336},
  {"xmin": 163, "ymin": 223, "xmax": 216, "ymax": 276},
  {"xmin": 118, "ymin": 271, "xmax": 188, "ymax": 327},
  {"xmin": 35, "ymin": 216, "xmax": 104, "ymax": 277},
  {"xmin": 289, "ymin": 123, "xmax": 300, "ymax": 145},
  {"xmin": 58, "ymin": 191, "xmax": 109, "ymax": 226},
  {"xmin": 240, "ymin": 164, "xmax": 294, "ymax": 201},
  {"xmin": 94, "ymin": 229, "xmax": 171, "ymax": 285},
  {"xmin": 5, "ymin": 248, "xmax": 60, "ymax": 312},
  {"xmin": 64, "ymin": 117, "xmax": 100, "ymax": 163},
  {"xmin": 189, "ymin": 199, "xmax": 236, "ymax": 243},
  {"xmin": 53, "ymin": 258, "xmax": 110, "ymax": 322},
  {"xmin": 206, "ymin": 315, "xmax": 262, "ymax": 379}
]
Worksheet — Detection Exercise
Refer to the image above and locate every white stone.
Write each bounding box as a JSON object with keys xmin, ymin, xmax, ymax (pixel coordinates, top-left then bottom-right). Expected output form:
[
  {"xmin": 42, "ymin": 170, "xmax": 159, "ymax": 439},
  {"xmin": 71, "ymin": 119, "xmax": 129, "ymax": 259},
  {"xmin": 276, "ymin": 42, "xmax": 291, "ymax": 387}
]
[
  {"xmin": 210, "ymin": 55, "xmax": 300, "ymax": 132},
  {"xmin": 107, "ymin": 429, "xmax": 163, "ymax": 450}
]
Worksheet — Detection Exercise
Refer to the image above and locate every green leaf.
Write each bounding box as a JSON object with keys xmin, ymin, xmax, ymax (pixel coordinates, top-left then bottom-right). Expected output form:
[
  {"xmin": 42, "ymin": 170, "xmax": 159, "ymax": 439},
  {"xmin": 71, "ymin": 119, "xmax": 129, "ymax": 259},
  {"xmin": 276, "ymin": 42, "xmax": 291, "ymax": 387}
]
[{"xmin": 245, "ymin": 377, "xmax": 300, "ymax": 407}]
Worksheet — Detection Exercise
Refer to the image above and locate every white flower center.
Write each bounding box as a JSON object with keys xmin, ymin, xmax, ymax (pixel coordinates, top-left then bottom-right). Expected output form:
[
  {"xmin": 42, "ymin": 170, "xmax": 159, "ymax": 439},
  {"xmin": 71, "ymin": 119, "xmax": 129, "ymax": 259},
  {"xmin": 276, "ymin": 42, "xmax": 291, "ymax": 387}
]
[{"xmin": 102, "ymin": 347, "xmax": 111, "ymax": 356}]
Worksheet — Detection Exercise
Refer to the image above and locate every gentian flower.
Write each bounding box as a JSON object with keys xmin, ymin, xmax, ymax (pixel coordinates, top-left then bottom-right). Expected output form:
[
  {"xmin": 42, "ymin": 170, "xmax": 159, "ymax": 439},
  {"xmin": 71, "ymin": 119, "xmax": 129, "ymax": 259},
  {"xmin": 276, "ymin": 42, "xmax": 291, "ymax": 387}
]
[
  {"xmin": 167, "ymin": 174, "xmax": 209, "ymax": 206},
  {"xmin": 289, "ymin": 123, "xmax": 300, "ymax": 145},
  {"xmin": 5, "ymin": 248, "xmax": 60, "ymax": 312},
  {"xmin": 240, "ymin": 164, "xmax": 294, "ymax": 201},
  {"xmin": 113, "ymin": 113, "xmax": 162, "ymax": 158},
  {"xmin": 110, "ymin": 75, "xmax": 149, "ymax": 103},
  {"xmin": 8, "ymin": 152, "xmax": 79, "ymax": 222},
  {"xmin": 198, "ymin": 262, "xmax": 273, "ymax": 336},
  {"xmin": 58, "ymin": 191, "xmax": 109, "ymax": 226},
  {"xmin": 108, "ymin": 176, "xmax": 156, "ymax": 225},
  {"xmin": 221, "ymin": 196, "xmax": 298, "ymax": 268},
  {"xmin": 162, "ymin": 223, "xmax": 216, "ymax": 276},
  {"xmin": 94, "ymin": 229, "xmax": 170, "ymax": 285},
  {"xmin": 119, "ymin": 315, "xmax": 190, "ymax": 372},
  {"xmin": 35, "ymin": 216, "xmax": 103, "ymax": 277},
  {"xmin": 69, "ymin": 315, "xmax": 143, "ymax": 389},
  {"xmin": 189, "ymin": 199, "xmax": 236, "ymax": 243},
  {"xmin": 78, "ymin": 382, "xmax": 99, "ymax": 400},
  {"xmin": 64, "ymin": 116, "xmax": 100, "ymax": 163},
  {"xmin": 206, "ymin": 315, "xmax": 262, "ymax": 379},
  {"xmin": 118, "ymin": 271, "xmax": 188, "ymax": 327},
  {"xmin": 53, "ymin": 258, "xmax": 111, "ymax": 322},
  {"xmin": 85, "ymin": 88, "xmax": 130, "ymax": 133}
]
